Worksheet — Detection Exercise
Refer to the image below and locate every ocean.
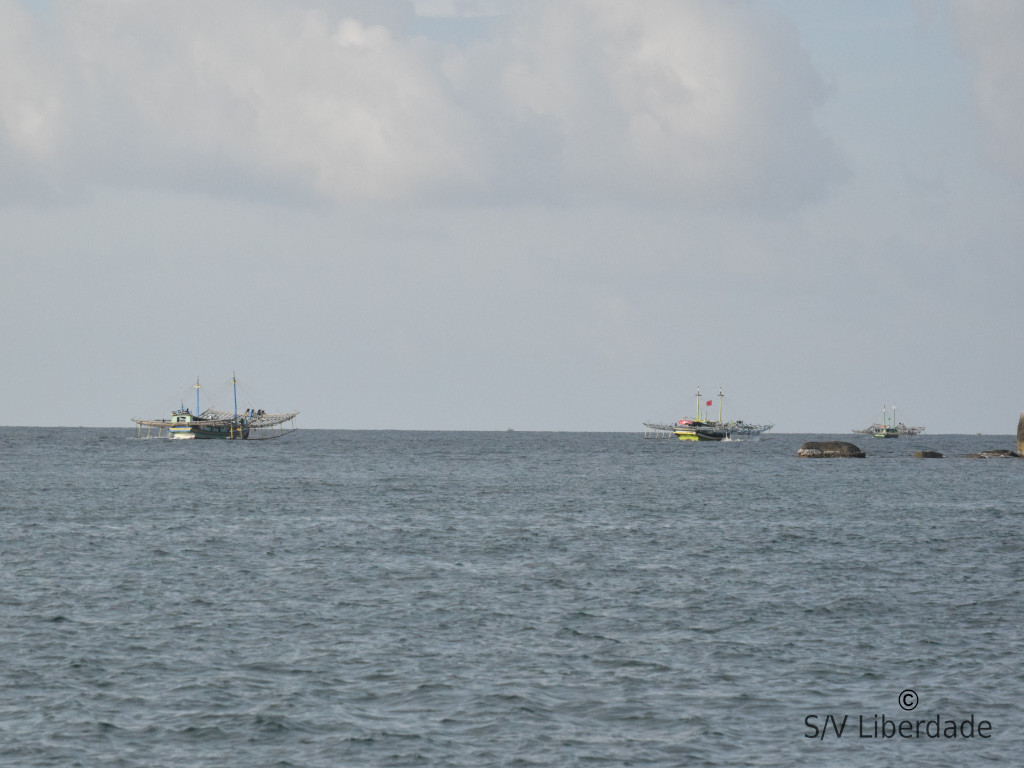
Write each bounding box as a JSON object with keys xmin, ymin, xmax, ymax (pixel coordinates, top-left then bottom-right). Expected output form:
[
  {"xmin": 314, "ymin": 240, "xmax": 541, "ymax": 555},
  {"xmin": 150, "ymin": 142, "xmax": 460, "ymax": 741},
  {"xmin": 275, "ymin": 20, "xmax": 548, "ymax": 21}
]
[{"xmin": 0, "ymin": 428, "xmax": 1021, "ymax": 766}]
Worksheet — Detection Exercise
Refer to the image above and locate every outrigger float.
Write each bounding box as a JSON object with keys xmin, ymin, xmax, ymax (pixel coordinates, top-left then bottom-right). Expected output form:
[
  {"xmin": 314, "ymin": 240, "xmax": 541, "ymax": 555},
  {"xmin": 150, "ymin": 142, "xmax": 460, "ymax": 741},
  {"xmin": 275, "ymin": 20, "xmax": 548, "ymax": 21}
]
[
  {"xmin": 132, "ymin": 374, "xmax": 298, "ymax": 440},
  {"xmin": 643, "ymin": 388, "xmax": 773, "ymax": 441}
]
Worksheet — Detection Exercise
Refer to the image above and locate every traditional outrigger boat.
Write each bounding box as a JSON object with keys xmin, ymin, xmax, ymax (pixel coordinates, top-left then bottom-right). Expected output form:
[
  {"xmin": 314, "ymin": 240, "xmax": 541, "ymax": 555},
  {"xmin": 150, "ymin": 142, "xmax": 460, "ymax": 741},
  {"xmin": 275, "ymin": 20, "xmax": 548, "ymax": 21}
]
[
  {"xmin": 852, "ymin": 404, "xmax": 923, "ymax": 437},
  {"xmin": 132, "ymin": 374, "xmax": 298, "ymax": 440},
  {"xmin": 643, "ymin": 388, "xmax": 773, "ymax": 441}
]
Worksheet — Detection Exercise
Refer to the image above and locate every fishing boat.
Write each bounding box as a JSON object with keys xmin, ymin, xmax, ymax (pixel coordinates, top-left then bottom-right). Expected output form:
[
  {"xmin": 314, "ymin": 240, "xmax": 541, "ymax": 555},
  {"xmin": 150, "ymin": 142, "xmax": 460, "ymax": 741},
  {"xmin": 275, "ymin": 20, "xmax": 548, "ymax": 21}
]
[
  {"xmin": 643, "ymin": 388, "xmax": 773, "ymax": 441},
  {"xmin": 853, "ymin": 423, "xmax": 924, "ymax": 436},
  {"xmin": 852, "ymin": 404, "xmax": 923, "ymax": 437},
  {"xmin": 132, "ymin": 374, "xmax": 298, "ymax": 440}
]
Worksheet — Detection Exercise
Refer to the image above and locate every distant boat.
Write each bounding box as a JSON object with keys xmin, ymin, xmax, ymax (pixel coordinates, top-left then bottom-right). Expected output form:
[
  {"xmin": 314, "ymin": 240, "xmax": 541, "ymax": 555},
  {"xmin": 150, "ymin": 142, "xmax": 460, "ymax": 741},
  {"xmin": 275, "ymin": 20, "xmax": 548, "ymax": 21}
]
[
  {"xmin": 853, "ymin": 423, "xmax": 924, "ymax": 436},
  {"xmin": 643, "ymin": 388, "xmax": 773, "ymax": 441},
  {"xmin": 132, "ymin": 374, "xmax": 298, "ymax": 440},
  {"xmin": 871, "ymin": 404, "xmax": 900, "ymax": 438},
  {"xmin": 853, "ymin": 403, "xmax": 923, "ymax": 437}
]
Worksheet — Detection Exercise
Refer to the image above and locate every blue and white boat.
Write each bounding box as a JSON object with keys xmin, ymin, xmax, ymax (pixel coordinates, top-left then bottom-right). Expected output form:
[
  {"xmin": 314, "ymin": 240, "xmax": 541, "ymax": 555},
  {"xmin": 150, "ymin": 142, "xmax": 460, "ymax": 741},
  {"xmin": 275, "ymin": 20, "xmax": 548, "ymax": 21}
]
[{"xmin": 133, "ymin": 374, "xmax": 297, "ymax": 440}]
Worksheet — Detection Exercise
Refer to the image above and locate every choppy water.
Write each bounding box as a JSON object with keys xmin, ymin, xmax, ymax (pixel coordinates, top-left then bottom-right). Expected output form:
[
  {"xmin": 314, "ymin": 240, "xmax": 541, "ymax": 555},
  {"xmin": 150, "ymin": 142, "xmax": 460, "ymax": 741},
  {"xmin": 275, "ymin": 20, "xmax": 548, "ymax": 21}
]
[{"xmin": 1, "ymin": 428, "xmax": 1021, "ymax": 766}]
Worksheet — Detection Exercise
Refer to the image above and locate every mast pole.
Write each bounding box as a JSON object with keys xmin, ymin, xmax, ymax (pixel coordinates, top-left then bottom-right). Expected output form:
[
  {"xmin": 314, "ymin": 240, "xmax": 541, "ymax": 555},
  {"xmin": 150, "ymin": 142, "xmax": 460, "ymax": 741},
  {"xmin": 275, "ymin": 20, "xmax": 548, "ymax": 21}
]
[
  {"xmin": 695, "ymin": 387, "xmax": 701, "ymax": 421},
  {"xmin": 719, "ymin": 388, "xmax": 724, "ymax": 424},
  {"xmin": 194, "ymin": 377, "xmax": 200, "ymax": 415},
  {"xmin": 233, "ymin": 372, "xmax": 239, "ymax": 422}
]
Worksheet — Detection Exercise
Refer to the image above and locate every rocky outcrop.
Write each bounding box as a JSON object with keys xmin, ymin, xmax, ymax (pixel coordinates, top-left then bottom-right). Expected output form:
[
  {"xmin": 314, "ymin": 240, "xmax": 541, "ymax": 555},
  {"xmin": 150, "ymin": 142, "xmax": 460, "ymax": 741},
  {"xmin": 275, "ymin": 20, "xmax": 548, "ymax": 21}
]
[
  {"xmin": 797, "ymin": 441, "xmax": 866, "ymax": 458},
  {"xmin": 913, "ymin": 450, "xmax": 943, "ymax": 458}
]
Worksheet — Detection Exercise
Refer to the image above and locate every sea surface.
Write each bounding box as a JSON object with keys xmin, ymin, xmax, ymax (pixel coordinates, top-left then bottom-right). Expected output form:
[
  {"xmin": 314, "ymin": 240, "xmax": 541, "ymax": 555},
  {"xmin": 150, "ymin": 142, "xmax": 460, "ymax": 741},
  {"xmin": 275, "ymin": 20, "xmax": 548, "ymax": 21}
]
[{"xmin": 1, "ymin": 428, "xmax": 1022, "ymax": 767}]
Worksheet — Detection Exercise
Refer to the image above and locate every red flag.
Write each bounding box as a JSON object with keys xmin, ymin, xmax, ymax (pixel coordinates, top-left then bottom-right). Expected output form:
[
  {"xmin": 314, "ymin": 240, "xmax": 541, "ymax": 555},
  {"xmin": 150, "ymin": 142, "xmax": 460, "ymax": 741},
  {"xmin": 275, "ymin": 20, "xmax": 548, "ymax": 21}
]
[{"xmin": 706, "ymin": 400, "xmax": 712, "ymax": 406}]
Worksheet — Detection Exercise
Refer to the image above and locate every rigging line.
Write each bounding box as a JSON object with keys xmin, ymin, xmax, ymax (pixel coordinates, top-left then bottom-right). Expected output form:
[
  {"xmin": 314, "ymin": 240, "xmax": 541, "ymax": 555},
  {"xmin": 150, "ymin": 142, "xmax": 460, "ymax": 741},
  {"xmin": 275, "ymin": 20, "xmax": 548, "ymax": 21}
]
[{"xmin": 231, "ymin": 376, "xmax": 295, "ymax": 419}]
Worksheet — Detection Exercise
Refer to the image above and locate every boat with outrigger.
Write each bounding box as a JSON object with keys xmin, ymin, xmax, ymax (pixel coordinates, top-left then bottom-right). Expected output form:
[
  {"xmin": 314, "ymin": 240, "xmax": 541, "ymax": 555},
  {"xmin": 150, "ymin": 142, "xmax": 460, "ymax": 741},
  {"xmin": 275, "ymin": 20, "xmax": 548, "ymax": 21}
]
[
  {"xmin": 643, "ymin": 388, "xmax": 773, "ymax": 441},
  {"xmin": 852, "ymin": 403, "xmax": 924, "ymax": 438},
  {"xmin": 132, "ymin": 374, "xmax": 298, "ymax": 440}
]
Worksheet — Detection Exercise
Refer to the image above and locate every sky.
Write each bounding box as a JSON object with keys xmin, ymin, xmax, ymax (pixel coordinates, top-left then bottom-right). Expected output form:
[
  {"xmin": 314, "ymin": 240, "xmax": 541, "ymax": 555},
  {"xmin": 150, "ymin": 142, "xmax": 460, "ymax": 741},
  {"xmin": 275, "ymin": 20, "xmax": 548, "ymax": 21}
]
[{"xmin": 2, "ymin": 0, "xmax": 1023, "ymax": 433}]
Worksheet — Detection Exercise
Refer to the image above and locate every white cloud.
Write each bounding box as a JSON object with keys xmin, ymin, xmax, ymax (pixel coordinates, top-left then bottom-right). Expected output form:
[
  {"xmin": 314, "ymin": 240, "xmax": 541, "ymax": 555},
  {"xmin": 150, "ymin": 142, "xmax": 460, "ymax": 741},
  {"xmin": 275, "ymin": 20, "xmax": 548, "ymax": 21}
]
[
  {"xmin": 0, "ymin": 0, "xmax": 842, "ymax": 209},
  {"xmin": 952, "ymin": 0, "xmax": 1024, "ymax": 178},
  {"xmin": 57, "ymin": 0, "xmax": 484, "ymax": 201},
  {"xmin": 460, "ymin": 0, "xmax": 843, "ymax": 206}
]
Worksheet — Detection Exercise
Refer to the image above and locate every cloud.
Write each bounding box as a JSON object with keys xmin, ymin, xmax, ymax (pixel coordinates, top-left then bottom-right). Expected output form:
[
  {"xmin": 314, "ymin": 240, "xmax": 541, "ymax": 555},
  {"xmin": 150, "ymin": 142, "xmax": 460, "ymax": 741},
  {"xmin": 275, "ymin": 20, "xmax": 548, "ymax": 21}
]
[
  {"xmin": 0, "ymin": 0, "xmax": 65, "ymax": 202},
  {"xmin": 463, "ymin": 0, "xmax": 843, "ymax": 207},
  {"xmin": 412, "ymin": 0, "xmax": 508, "ymax": 19},
  {"xmin": 952, "ymin": 0, "xmax": 1024, "ymax": 178},
  {"xmin": 0, "ymin": 0, "xmax": 842, "ymax": 209},
  {"xmin": 58, "ymin": 0, "xmax": 484, "ymax": 201}
]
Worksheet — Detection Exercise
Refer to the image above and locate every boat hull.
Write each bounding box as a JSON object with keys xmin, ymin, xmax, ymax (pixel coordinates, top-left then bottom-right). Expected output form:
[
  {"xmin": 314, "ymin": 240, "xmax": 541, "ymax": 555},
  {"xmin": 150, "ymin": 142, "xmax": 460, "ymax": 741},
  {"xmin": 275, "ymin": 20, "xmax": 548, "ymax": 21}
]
[
  {"xmin": 170, "ymin": 424, "xmax": 249, "ymax": 439},
  {"xmin": 674, "ymin": 427, "xmax": 728, "ymax": 441}
]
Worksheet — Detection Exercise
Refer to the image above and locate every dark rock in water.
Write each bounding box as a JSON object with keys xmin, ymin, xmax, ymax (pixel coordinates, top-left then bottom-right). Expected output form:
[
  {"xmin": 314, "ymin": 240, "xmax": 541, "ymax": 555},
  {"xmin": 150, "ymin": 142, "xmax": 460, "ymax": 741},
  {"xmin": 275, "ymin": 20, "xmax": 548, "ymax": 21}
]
[
  {"xmin": 964, "ymin": 449, "xmax": 1021, "ymax": 459},
  {"xmin": 798, "ymin": 441, "xmax": 866, "ymax": 458},
  {"xmin": 914, "ymin": 450, "xmax": 943, "ymax": 458}
]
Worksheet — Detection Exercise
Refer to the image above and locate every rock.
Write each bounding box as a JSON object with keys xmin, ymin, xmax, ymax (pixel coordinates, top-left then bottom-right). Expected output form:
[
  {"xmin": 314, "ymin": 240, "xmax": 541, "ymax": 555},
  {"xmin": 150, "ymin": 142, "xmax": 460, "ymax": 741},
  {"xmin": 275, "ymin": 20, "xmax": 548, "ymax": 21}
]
[
  {"xmin": 913, "ymin": 450, "xmax": 943, "ymax": 458},
  {"xmin": 964, "ymin": 449, "xmax": 1021, "ymax": 459},
  {"xmin": 798, "ymin": 441, "xmax": 866, "ymax": 458}
]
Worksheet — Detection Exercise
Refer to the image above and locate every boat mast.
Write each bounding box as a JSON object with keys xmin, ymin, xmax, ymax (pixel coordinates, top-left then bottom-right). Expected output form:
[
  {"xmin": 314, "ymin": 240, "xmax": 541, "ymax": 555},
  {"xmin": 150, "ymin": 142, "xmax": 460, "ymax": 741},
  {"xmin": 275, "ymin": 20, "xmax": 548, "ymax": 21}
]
[
  {"xmin": 695, "ymin": 387, "xmax": 702, "ymax": 420},
  {"xmin": 718, "ymin": 388, "xmax": 724, "ymax": 424},
  {"xmin": 194, "ymin": 377, "xmax": 201, "ymax": 415},
  {"xmin": 233, "ymin": 372, "xmax": 239, "ymax": 422}
]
